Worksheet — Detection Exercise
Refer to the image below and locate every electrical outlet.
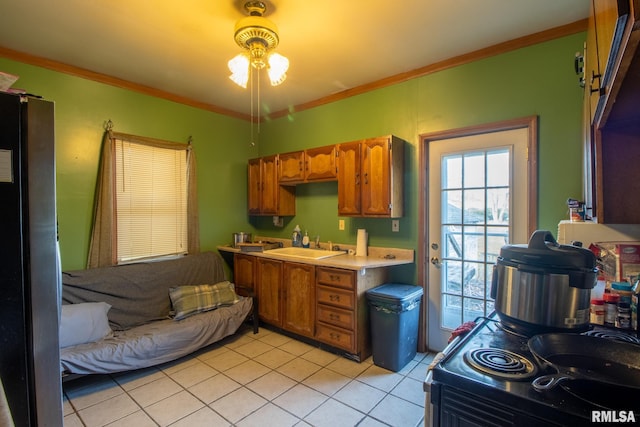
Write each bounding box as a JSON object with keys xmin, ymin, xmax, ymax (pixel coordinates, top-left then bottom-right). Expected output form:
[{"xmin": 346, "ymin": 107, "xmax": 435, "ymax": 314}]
[
  {"xmin": 392, "ymin": 219, "xmax": 399, "ymax": 232},
  {"xmin": 339, "ymin": 219, "xmax": 345, "ymax": 230}
]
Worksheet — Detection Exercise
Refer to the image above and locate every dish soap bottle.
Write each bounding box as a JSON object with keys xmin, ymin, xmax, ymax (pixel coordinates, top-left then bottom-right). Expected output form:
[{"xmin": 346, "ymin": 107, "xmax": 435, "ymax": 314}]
[
  {"xmin": 302, "ymin": 230, "xmax": 310, "ymax": 248},
  {"xmin": 292, "ymin": 225, "xmax": 302, "ymax": 247}
]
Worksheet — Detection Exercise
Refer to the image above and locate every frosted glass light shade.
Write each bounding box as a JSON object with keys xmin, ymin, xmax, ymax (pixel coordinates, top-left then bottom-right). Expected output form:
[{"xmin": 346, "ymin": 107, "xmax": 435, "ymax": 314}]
[
  {"xmin": 267, "ymin": 52, "xmax": 289, "ymax": 86},
  {"xmin": 228, "ymin": 54, "xmax": 250, "ymax": 88}
]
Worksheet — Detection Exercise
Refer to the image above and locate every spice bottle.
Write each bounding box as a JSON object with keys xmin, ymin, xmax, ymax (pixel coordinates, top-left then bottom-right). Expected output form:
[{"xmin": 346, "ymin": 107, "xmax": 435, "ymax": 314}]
[
  {"xmin": 616, "ymin": 302, "xmax": 631, "ymax": 329},
  {"xmin": 590, "ymin": 299, "xmax": 605, "ymax": 325},
  {"xmin": 603, "ymin": 293, "xmax": 620, "ymax": 327},
  {"xmin": 611, "ymin": 282, "xmax": 633, "ymax": 304}
]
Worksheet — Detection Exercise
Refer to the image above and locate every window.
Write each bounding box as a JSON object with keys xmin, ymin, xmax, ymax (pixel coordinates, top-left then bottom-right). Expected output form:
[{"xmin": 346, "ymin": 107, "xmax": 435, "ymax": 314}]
[
  {"xmin": 88, "ymin": 130, "xmax": 199, "ymax": 268},
  {"xmin": 114, "ymin": 139, "xmax": 188, "ymax": 263}
]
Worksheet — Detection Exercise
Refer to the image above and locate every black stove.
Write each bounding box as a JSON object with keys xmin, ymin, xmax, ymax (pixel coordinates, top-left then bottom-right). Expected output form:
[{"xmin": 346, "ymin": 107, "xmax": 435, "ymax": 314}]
[{"xmin": 429, "ymin": 313, "xmax": 640, "ymax": 426}]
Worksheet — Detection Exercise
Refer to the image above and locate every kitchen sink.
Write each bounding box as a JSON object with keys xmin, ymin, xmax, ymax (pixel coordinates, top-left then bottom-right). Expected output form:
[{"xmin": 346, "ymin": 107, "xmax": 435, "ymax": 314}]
[{"xmin": 264, "ymin": 247, "xmax": 346, "ymax": 260}]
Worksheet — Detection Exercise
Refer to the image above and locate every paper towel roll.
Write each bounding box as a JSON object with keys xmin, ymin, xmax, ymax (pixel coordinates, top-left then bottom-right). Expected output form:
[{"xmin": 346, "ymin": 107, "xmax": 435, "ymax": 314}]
[{"xmin": 356, "ymin": 229, "xmax": 368, "ymax": 257}]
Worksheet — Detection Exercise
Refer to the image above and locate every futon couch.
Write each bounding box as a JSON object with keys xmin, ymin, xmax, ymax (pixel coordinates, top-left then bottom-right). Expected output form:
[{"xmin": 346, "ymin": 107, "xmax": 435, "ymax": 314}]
[{"xmin": 59, "ymin": 251, "xmax": 255, "ymax": 376}]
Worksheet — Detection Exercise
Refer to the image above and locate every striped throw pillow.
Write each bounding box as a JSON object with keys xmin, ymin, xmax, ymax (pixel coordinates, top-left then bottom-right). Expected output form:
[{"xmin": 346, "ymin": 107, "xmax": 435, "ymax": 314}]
[{"xmin": 169, "ymin": 281, "xmax": 240, "ymax": 320}]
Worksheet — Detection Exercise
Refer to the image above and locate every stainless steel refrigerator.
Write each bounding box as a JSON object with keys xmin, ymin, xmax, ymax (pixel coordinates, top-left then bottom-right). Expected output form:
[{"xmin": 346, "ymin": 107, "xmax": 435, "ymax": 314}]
[{"xmin": 0, "ymin": 92, "xmax": 62, "ymax": 426}]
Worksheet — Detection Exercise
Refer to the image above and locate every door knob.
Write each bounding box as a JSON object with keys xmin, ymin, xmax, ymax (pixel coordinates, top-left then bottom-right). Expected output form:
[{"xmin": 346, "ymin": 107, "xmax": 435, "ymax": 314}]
[{"xmin": 430, "ymin": 257, "xmax": 441, "ymax": 267}]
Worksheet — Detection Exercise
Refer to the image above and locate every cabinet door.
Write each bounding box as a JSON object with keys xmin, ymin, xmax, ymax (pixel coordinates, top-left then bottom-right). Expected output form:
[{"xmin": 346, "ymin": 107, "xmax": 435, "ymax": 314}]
[
  {"xmin": 256, "ymin": 258, "xmax": 283, "ymax": 326},
  {"xmin": 337, "ymin": 141, "xmax": 362, "ymax": 216},
  {"xmin": 261, "ymin": 155, "xmax": 279, "ymax": 214},
  {"xmin": 361, "ymin": 137, "xmax": 391, "ymax": 216},
  {"xmin": 279, "ymin": 151, "xmax": 305, "ymax": 183},
  {"xmin": 587, "ymin": 0, "xmax": 628, "ymax": 124},
  {"xmin": 247, "ymin": 158, "xmax": 262, "ymax": 214},
  {"xmin": 305, "ymin": 145, "xmax": 337, "ymax": 181},
  {"xmin": 233, "ymin": 254, "xmax": 255, "ymax": 297},
  {"xmin": 282, "ymin": 262, "xmax": 315, "ymax": 337}
]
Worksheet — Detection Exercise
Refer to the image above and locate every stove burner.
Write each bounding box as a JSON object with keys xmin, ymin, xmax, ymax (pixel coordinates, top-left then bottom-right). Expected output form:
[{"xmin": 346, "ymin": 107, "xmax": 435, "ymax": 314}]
[
  {"xmin": 464, "ymin": 348, "xmax": 538, "ymax": 380},
  {"xmin": 582, "ymin": 329, "xmax": 640, "ymax": 345}
]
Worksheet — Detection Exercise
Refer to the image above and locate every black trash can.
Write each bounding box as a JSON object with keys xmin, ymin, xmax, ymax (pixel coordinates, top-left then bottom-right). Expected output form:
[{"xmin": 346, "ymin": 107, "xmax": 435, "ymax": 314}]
[{"xmin": 366, "ymin": 283, "xmax": 423, "ymax": 371}]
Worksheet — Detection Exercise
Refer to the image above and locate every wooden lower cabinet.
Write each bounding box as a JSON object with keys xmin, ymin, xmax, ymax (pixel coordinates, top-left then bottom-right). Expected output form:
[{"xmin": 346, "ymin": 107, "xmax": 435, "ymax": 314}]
[
  {"xmin": 256, "ymin": 258, "xmax": 283, "ymax": 326},
  {"xmin": 233, "ymin": 253, "xmax": 255, "ymax": 297},
  {"xmin": 282, "ymin": 262, "xmax": 315, "ymax": 338},
  {"xmin": 315, "ymin": 266, "xmax": 387, "ymax": 361},
  {"xmin": 236, "ymin": 254, "xmax": 388, "ymax": 361}
]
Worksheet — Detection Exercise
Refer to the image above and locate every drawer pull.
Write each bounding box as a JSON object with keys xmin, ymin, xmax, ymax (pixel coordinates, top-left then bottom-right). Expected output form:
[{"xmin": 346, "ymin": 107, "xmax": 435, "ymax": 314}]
[
  {"xmin": 329, "ymin": 294, "xmax": 341, "ymax": 302},
  {"xmin": 329, "ymin": 274, "xmax": 341, "ymax": 282},
  {"xmin": 329, "ymin": 313, "xmax": 340, "ymax": 321},
  {"xmin": 329, "ymin": 332, "xmax": 341, "ymax": 340}
]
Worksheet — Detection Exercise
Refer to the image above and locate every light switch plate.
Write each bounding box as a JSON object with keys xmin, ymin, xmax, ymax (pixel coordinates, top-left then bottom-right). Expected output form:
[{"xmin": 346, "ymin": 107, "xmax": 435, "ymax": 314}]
[
  {"xmin": 392, "ymin": 219, "xmax": 399, "ymax": 232},
  {"xmin": 339, "ymin": 219, "xmax": 345, "ymax": 230}
]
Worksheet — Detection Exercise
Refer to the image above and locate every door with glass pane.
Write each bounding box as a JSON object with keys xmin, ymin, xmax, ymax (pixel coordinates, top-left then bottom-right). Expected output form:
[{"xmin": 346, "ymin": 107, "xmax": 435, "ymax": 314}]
[{"xmin": 427, "ymin": 125, "xmax": 533, "ymax": 351}]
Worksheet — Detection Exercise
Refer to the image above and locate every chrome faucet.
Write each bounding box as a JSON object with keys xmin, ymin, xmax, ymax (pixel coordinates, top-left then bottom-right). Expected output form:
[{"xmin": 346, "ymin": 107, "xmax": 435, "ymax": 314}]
[{"xmin": 315, "ymin": 235, "xmax": 320, "ymax": 249}]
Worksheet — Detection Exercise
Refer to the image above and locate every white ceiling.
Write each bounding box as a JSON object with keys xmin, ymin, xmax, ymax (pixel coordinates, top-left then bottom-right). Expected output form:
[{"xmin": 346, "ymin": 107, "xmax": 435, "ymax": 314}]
[{"xmin": 0, "ymin": 0, "xmax": 589, "ymax": 118}]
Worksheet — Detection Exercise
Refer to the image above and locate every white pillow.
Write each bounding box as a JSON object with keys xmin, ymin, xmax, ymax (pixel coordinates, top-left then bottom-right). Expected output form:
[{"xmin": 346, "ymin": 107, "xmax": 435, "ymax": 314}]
[{"xmin": 59, "ymin": 302, "xmax": 113, "ymax": 348}]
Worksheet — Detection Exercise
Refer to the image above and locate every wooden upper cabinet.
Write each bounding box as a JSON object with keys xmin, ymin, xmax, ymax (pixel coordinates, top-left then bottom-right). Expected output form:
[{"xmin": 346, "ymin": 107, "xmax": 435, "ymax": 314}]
[
  {"xmin": 247, "ymin": 158, "xmax": 262, "ymax": 214},
  {"xmin": 279, "ymin": 151, "xmax": 305, "ymax": 183},
  {"xmin": 279, "ymin": 145, "xmax": 337, "ymax": 184},
  {"xmin": 261, "ymin": 155, "xmax": 279, "ymax": 214},
  {"xmin": 584, "ymin": 0, "xmax": 640, "ymax": 223},
  {"xmin": 586, "ymin": 0, "xmax": 631, "ymax": 124},
  {"xmin": 338, "ymin": 136, "xmax": 405, "ymax": 218},
  {"xmin": 337, "ymin": 141, "xmax": 362, "ymax": 216},
  {"xmin": 248, "ymin": 155, "xmax": 296, "ymax": 216},
  {"xmin": 305, "ymin": 145, "xmax": 337, "ymax": 181}
]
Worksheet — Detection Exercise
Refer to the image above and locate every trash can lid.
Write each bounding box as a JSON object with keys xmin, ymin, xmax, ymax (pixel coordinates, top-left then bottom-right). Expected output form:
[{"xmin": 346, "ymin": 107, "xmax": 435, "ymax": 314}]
[{"xmin": 366, "ymin": 283, "xmax": 423, "ymax": 302}]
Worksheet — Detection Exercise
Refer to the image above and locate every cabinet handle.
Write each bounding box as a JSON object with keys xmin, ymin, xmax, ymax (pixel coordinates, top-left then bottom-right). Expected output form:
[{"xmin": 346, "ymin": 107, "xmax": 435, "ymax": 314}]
[
  {"xmin": 355, "ymin": 172, "xmax": 360, "ymax": 186},
  {"xmin": 364, "ymin": 172, "xmax": 368, "ymax": 185},
  {"xmin": 329, "ymin": 313, "xmax": 340, "ymax": 321},
  {"xmin": 329, "ymin": 294, "xmax": 341, "ymax": 302},
  {"xmin": 329, "ymin": 274, "xmax": 341, "ymax": 282},
  {"xmin": 329, "ymin": 332, "xmax": 341, "ymax": 341},
  {"xmin": 300, "ymin": 160, "xmax": 303, "ymax": 172},
  {"xmin": 590, "ymin": 70, "xmax": 602, "ymax": 94}
]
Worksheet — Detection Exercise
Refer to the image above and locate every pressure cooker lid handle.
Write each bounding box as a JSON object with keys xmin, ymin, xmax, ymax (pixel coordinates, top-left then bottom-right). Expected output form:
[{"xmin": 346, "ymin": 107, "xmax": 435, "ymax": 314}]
[{"xmin": 528, "ymin": 230, "xmax": 557, "ymax": 250}]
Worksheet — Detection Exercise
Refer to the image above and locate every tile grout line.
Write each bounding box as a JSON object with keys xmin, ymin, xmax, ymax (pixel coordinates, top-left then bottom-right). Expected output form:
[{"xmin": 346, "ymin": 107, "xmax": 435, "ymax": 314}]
[{"xmin": 64, "ymin": 327, "xmax": 430, "ymax": 427}]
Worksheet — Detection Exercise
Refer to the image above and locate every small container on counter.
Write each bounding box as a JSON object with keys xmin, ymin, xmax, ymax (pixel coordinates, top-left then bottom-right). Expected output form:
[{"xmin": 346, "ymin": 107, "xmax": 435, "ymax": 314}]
[
  {"xmin": 611, "ymin": 281, "xmax": 633, "ymax": 304},
  {"xmin": 616, "ymin": 302, "xmax": 631, "ymax": 329},
  {"xmin": 590, "ymin": 298, "xmax": 605, "ymax": 325},
  {"xmin": 603, "ymin": 292, "xmax": 620, "ymax": 327}
]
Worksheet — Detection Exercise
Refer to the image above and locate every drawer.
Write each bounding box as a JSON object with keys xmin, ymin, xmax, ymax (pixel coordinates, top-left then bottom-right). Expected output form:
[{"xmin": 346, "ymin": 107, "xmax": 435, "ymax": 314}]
[
  {"xmin": 317, "ymin": 285, "xmax": 355, "ymax": 310},
  {"xmin": 317, "ymin": 304, "xmax": 355, "ymax": 330},
  {"xmin": 316, "ymin": 323, "xmax": 355, "ymax": 352},
  {"xmin": 316, "ymin": 267, "xmax": 355, "ymax": 290}
]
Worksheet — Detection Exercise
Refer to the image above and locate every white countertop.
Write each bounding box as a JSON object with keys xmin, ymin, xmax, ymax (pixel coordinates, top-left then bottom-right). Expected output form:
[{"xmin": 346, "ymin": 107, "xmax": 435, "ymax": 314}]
[{"xmin": 217, "ymin": 244, "xmax": 414, "ymax": 271}]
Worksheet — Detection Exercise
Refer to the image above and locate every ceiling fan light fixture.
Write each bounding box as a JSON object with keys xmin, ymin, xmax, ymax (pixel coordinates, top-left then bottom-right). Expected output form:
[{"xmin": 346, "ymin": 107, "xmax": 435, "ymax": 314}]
[
  {"xmin": 228, "ymin": 53, "xmax": 250, "ymax": 88},
  {"xmin": 268, "ymin": 52, "xmax": 288, "ymax": 86},
  {"xmin": 229, "ymin": 1, "xmax": 288, "ymax": 88}
]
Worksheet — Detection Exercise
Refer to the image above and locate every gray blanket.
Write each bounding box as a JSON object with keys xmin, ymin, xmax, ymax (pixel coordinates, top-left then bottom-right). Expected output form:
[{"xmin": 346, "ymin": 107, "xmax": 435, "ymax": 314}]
[
  {"xmin": 62, "ymin": 252, "xmax": 226, "ymax": 330},
  {"xmin": 60, "ymin": 297, "xmax": 252, "ymax": 375},
  {"xmin": 60, "ymin": 251, "xmax": 254, "ymax": 375}
]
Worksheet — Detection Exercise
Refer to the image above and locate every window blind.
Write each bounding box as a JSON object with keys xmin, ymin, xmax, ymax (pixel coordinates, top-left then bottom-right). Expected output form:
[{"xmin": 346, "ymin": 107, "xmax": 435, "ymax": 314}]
[{"xmin": 115, "ymin": 139, "xmax": 188, "ymax": 263}]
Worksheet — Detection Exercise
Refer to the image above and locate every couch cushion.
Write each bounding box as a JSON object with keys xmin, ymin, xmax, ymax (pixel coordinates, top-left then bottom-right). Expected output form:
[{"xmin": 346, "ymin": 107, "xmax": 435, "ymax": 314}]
[
  {"xmin": 62, "ymin": 252, "xmax": 226, "ymax": 330},
  {"xmin": 60, "ymin": 302, "xmax": 113, "ymax": 348},
  {"xmin": 169, "ymin": 281, "xmax": 240, "ymax": 320}
]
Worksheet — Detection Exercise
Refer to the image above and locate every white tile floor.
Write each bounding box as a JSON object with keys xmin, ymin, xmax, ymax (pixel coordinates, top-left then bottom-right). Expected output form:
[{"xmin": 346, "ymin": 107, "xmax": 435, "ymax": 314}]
[{"xmin": 62, "ymin": 324, "xmax": 434, "ymax": 427}]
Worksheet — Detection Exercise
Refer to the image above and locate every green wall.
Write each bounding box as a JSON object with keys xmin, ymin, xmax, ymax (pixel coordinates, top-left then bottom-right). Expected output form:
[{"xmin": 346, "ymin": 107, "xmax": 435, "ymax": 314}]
[
  {"xmin": 0, "ymin": 58, "xmax": 254, "ymax": 270},
  {"xmin": 256, "ymin": 33, "xmax": 586, "ymax": 283},
  {"xmin": 0, "ymin": 32, "xmax": 585, "ymax": 279}
]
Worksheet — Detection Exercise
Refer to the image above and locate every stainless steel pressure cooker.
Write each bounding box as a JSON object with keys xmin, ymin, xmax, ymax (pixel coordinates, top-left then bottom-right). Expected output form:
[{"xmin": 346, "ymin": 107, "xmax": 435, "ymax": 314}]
[{"xmin": 491, "ymin": 230, "xmax": 598, "ymax": 335}]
